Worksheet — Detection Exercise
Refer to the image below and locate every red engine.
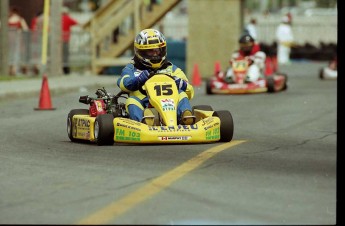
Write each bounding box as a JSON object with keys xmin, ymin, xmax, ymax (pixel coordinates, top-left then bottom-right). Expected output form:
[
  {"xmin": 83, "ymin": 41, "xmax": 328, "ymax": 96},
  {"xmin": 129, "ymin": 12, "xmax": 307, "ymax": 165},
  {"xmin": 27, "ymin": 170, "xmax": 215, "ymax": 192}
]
[{"xmin": 89, "ymin": 100, "xmax": 107, "ymax": 117}]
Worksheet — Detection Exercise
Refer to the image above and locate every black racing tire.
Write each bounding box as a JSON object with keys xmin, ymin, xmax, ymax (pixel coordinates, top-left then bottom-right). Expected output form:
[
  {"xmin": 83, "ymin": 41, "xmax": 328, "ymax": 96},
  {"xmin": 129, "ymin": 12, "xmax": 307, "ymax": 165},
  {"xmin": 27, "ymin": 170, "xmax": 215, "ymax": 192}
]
[
  {"xmin": 279, "ymin": 73, "xmax": 288, "ymax": 90},
  {"xmin": 213, "ymin": 110, "xmax": 234, "ymax": 142},
  {"xmin": 94, "ymin": 114, "xmax": 114, "ymax": 146},
  {"xmin": 266, "ymin": 76, "xmax": 275, "ymax": 93},
  {"xmin": 192, "ymin": 105, "xmax": 213, "ymax": 113},
  {"xmin": 283, "ymin": 74, "xmax": 288, "ymax": 90},
  {"xmin": 67, "ymin": 109, "xmax": 89, "ymax": 142},
  {"xmin": 206, "ymin": 79, "xmax": 213, "ymax": 95}
]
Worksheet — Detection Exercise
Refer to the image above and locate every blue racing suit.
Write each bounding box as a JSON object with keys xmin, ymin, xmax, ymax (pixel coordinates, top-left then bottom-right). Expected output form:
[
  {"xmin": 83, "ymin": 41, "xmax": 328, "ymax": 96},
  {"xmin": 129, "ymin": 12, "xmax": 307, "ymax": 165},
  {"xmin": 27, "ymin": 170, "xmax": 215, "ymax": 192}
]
[{"xmin": 116, "ymin": 61, "xmax": 194, "ymax": 122}]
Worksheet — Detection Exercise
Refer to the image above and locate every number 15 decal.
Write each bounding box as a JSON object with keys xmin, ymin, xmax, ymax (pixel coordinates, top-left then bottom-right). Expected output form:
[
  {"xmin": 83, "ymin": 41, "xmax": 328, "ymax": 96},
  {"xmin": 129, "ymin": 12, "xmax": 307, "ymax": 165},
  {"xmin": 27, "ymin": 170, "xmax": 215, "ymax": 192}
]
[{"xmin": 154, "ymin": 84, "xmax": 173, "ymax": 96}]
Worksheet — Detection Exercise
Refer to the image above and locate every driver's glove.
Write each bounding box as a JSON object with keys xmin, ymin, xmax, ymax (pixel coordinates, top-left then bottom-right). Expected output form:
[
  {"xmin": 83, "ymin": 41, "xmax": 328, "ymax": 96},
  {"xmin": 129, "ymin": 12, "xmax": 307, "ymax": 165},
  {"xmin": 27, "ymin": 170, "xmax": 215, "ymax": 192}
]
[
  {"xmin": 137, "ymin": 70, "xmax": 149, "ymax": 85},
  {"xmin": 174, "ymin": 77, "xmax": 188, "ymax": 91}
]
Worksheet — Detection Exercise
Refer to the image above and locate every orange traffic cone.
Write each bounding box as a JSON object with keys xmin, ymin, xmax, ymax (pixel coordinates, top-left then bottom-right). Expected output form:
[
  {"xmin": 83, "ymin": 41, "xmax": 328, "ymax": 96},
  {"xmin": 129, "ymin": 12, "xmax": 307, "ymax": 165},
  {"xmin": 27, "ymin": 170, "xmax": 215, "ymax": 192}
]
[
  {"xmin": 34, "ymin": 74, "xmax": 56, "ymax": 110},
  {"xmin": 265, "ymin": 57, "xmax": 274, "ymax": 76},
  {"xmin": 214, "ymin": 61, "xmax": 221, "ymax": 76},
  {"xmin": 192, "ymin": 63, "xmax": 202, "ymax": 87}
]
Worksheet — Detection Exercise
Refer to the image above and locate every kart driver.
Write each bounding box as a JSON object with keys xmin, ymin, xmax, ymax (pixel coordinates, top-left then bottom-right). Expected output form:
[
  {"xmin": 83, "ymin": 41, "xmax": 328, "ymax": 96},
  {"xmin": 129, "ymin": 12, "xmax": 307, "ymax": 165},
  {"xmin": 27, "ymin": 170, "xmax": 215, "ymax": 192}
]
[
  {"xmin": 117, "ymin": 29, "xmax": 195, "ymax": 126},
  {"xmin": 224, "ymin": 33, "xmax": 266, "ymax": 83}
]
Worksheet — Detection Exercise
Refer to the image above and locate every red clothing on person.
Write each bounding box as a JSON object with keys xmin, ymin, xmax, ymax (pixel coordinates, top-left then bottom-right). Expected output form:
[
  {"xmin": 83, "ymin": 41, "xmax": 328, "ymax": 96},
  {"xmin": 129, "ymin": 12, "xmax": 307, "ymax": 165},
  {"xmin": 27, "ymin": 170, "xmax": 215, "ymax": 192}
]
[
  {"xmin": 61, "ymin": 13, "xmax": 78, "ymax": 42},
  {"xmin": 8, "ymin": 14, "xmax": 28, "ymax": 30},
  {"xmin": 30, "ymin": 16, "xmax": 38, "ymax": 31},
  {"xmin": 238, "ymin": 43, "xmax": 261, "ymax": 58}
]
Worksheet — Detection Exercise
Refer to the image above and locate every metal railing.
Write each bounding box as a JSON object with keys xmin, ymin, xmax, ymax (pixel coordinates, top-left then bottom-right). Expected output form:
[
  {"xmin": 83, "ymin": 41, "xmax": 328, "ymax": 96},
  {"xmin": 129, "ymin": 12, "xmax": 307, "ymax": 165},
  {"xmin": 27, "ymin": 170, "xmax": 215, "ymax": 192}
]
[
  {"xmin": 6, "ymin": 12, "xmax": 337, "ymax": 76},
  {"xmin": 6, "ymin": 29, "xmax": 91, "ymax": 75}
]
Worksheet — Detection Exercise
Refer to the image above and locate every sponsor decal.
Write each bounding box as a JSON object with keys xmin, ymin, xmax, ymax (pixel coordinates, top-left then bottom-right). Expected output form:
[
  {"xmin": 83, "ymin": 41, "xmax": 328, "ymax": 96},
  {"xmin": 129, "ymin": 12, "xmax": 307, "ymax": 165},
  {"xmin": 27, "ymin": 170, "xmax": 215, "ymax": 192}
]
[
  {"xmin": 148, "ymin": 124, "xmax": 198, "ymax": 132},
  {"xmin": 72, "ymin": 117, "xmax": 91, "ymax": 139},
  {"xmin": 201, "ymin": 117, "xmax": 215, "ymax": 126},
  {"xmin": 96, "ymin": 101, "xmax": 103, "ymax": 112},
  {"xmin": 204, "ymin": 125, "xmax": 213, "ymax": 130},
  {"xmin": 116, "ymin": 122, "xmax": 141, "ymax": 132},
  {"xmin": 121, "ymin": 118, "xmax": 142, "ymax": 126},
  {"xmin": 159, "ymin": 136, "xmax": 191, "ymax": 141},
  {"xmin": 203, "ymin": 120, "xmax": 220, "ymax": 131},
  {"xmin": 77, "ymin": 118, "xmax": 90, "ymax": 127},
  {"xmin": 228, "ymin": 84, "xmax": 247, "ymax": 89},
  {"xmin": 115, "ymin": 128, "xmax": 141, "ymax": 141},
  {"xmin": 77, "ymin": 131, "xmax": 90, "ymax": 139},
  {"xmin": 161, "ymin": 98, "xmax": 175, "ymax": 111},
  {"xmin": 206, "ymin": 127, "xmax": 220, "ymax": 140}
]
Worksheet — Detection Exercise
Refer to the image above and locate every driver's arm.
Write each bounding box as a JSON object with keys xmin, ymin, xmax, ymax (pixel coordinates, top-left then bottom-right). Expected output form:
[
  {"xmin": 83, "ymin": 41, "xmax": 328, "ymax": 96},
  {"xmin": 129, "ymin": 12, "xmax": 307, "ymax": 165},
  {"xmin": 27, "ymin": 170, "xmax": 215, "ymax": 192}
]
[
  {"xmin": 117, "ymin": 64, "xmax": 141, "ymax": 92},
  {"xmin": 172, "ymin": 66, "xmax": 194, "ymax": 100}
]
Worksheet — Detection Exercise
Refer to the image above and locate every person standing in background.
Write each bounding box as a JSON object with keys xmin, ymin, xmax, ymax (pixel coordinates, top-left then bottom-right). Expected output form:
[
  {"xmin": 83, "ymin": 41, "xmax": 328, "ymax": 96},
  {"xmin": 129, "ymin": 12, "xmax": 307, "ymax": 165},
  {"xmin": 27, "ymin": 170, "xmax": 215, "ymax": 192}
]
[
  {"xmin": 29, "ymin": 11, "xmax": 43, "ymax": 76},
  {"xmin": 245, "ymin": 18, "xmax": 258, "ymax": 41},
  {"xmin": 275, "ymin": 16, "xmax": 294, "ymax": 65},
  {"xmin": 8, "ymin": 6, "xmax": 29, "ymax": 76},
  {"xmin": 61, "ymin": 6, "xmax": 78, "ymax": 75},
  {"xmin": 286, "ymin": 12, "xmax": 293, "ymax": 25}
]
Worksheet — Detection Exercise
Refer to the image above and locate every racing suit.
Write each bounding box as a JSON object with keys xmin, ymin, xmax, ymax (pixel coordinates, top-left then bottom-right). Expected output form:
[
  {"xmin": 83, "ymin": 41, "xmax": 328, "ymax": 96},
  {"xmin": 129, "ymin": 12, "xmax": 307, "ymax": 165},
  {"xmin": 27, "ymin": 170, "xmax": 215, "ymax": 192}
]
[
  {"xmin": 225, "ymin": 43, "xmax": 266, "ymax": 83},
  {"xmin": 117, "ymin": 61, "xmax": 194, "ymax": 122},
  {"xmin": 276, "ymin": 22, "xmax": 294, "ymax": 65}
]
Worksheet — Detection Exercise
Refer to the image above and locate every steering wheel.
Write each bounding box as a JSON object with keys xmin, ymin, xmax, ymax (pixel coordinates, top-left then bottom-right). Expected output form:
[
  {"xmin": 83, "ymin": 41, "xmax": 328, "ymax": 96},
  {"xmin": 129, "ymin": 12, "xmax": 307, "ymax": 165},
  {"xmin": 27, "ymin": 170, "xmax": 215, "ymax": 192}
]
[{"xmin": 138, "ymin": 71, "xmax": 175, "ymax": 95}]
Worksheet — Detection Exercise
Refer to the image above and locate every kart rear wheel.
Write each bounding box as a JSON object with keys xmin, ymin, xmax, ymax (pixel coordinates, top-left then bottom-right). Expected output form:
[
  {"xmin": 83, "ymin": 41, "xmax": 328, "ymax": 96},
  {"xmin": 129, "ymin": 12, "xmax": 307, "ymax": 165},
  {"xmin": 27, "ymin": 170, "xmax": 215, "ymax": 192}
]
[
  {"xmin": 213, "ymin": 110, "xmax": 234, "ymax": 142},
  {"xmin": 94, "ymin": 114, "xmax": 114, "ymax": 146},
  {"xmin": 192, "ymin": 105, "xmax": 213, "ymax": 112},
  {"xmin": 266, "ymin": 76, "xmax": 275, "ymax": 93},
  {"xmin": 281, "ymin": 73, "xmax": 288, "ymax": 90},
  {"xmin": 67, "ymin": 109, "xmax": 89, "ymax": 142},
  {"xmin": 206, "ymin": 79, "xmax": 213, "ymax": 95}
]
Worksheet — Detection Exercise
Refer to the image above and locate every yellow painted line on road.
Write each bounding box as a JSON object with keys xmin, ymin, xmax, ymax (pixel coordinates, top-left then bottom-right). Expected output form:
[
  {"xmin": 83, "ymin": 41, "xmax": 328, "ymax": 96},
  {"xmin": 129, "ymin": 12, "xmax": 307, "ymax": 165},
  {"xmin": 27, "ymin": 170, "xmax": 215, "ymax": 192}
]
[{"xmin": 76, "ymin": 140, "xmax": 247, "ymax": 225}]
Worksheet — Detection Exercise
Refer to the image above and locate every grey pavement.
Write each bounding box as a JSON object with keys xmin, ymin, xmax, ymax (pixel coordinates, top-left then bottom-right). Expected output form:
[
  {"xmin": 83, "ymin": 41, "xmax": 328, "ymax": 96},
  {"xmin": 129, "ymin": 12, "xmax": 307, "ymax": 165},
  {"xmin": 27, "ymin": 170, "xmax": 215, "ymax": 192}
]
[{"xmin": 0, "ymin": 74, "xmax": 118, "ymax": 101}]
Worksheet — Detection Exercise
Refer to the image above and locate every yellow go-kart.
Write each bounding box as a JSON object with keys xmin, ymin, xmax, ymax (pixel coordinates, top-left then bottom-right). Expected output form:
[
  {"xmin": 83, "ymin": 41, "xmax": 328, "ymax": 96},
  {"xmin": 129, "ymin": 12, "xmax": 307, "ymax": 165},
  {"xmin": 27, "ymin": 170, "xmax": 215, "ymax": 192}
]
[{"xmin": 67, "ymin": 73, "xmax": 234, "ymax": 145}]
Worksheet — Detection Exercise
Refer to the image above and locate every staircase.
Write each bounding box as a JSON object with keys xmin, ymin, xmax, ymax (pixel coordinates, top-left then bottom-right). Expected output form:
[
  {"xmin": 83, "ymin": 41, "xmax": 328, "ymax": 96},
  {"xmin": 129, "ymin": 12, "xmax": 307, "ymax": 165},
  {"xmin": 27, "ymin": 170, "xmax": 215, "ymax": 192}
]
[{"xmin": 82, "ymin": 0, "xmax": 182, "ymax": 74}]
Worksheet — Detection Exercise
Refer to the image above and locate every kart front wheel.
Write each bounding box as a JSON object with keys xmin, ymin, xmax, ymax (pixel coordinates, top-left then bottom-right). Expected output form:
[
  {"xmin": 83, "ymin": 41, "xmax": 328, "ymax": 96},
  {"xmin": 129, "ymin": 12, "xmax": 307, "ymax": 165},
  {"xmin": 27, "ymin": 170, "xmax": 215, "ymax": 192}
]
[
  {"xmin": 266, "ymin": 76, "xmax": 275, "ymax": 93},
  {"xmin": 94, "ymin": 114, "xmax": 114, "ymax": 146},
  {"xmin": 67, "ymin": 109, "xmax": 89, "ymax": 142},
  {"xmin": 281, "ymin": 73, "xmax": 288, "ymax": 90},
  {"xmin": 213, "ymin": 110, "xmax": 234, "ymax": 142}
]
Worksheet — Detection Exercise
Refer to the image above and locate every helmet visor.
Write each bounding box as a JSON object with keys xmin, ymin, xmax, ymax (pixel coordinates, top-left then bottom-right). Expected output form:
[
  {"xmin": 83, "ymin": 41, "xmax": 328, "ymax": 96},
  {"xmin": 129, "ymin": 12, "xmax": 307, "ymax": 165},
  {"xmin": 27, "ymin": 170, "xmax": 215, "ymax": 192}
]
[
  {"xmin": 240, "ymin": 42, "xmax": 253, "ymax": 53},
  {"xmin": 137, "ymin": 47, "xmax": 167, "ymax": 63}
]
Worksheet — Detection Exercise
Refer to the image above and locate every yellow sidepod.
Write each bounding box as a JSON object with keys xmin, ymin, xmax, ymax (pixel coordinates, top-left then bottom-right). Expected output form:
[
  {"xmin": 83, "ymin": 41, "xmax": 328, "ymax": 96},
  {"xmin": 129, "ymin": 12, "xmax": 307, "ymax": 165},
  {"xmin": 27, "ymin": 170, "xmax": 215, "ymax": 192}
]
[{"xmin": 72, "ymin": 115, "xmax": 96, "ymax": 141}]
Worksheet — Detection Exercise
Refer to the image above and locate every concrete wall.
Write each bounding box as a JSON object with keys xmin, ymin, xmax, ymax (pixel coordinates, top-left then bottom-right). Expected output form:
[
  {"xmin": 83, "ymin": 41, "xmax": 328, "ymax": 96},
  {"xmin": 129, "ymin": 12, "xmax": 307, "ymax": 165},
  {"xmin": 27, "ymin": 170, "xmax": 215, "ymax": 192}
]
[{"xmin": 187, "ymin": 0, "xmax": 243, "ymax": 79}]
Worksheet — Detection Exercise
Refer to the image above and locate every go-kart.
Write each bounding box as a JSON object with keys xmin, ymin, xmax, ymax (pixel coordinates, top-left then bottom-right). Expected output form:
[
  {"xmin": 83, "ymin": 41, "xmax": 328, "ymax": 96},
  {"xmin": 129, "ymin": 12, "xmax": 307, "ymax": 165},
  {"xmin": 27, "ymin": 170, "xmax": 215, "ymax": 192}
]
[
  {"xmin": 206, "ymin": 58, "xmax": 288, "ymax": 94},
  {"xmin": 319, "ymin": 60, "xmax": 337, "ymax": 80},
  {"xmin": 67, "ymin": 73, "xmax": 234, "ymax": 145}
]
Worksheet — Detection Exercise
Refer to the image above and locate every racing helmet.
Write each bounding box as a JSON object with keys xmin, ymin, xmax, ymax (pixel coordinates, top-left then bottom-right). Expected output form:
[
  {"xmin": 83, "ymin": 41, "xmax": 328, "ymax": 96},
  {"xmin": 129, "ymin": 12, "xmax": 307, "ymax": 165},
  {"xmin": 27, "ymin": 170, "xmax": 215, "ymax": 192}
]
[
  {"xmin": 134, "ymin": 29, "xmax": 167, "ymax": 69},
  {"xmin": 239, "ymin": 34, "xmax": 255, "ymax": 55}
]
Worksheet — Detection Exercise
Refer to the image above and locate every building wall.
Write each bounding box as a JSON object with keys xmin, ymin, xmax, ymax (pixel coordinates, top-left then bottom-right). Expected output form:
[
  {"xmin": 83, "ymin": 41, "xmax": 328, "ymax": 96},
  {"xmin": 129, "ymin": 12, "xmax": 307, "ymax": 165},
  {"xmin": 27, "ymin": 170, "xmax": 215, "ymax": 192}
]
[{"xmin": 187, "ymin": 0, "xmax": 242, "ymax": 79}]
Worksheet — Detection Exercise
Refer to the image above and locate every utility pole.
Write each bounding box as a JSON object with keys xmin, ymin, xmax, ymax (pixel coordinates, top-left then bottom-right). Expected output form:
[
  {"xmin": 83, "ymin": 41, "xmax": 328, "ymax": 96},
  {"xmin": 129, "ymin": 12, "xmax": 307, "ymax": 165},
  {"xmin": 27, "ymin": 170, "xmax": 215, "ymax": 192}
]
[
  {"xmin": 0, "ymin": 0, "xmax": 9, "ymax": 75},
  {"xmin": 49, "ymin": 0, "xmax": 63, "ymax": 76}
]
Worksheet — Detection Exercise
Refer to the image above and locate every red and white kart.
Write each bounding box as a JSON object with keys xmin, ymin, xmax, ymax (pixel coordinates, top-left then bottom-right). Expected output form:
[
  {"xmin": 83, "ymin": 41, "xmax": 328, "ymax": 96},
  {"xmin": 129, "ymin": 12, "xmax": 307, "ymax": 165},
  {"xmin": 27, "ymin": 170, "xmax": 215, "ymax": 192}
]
[
  {"xmin": 206, "ymin": 57, "xmax": 288, "ymax": 94},
  {"xmin": 319, "ymin": 59, "xmax": 337, "ymax": 80}
]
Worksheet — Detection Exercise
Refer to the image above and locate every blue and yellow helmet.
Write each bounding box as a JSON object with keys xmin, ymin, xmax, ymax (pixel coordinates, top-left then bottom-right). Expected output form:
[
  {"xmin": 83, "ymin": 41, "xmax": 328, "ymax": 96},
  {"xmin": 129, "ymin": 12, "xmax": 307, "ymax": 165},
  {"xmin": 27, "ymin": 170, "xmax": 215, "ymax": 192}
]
[{"xmin": 134, "ymin": 29, "xmax": 167, "ymax": 69}]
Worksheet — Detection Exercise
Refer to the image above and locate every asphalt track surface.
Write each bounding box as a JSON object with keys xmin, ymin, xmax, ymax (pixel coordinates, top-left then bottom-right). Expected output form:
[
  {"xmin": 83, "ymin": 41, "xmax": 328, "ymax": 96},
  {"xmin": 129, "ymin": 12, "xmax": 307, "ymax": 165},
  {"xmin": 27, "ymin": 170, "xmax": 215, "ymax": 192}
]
[{"xmin": 0, "ymin": 61, "xmax": 337, "ymax": 224}]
